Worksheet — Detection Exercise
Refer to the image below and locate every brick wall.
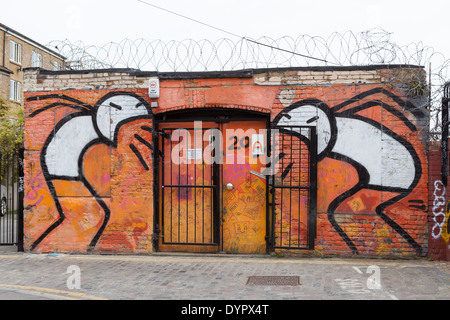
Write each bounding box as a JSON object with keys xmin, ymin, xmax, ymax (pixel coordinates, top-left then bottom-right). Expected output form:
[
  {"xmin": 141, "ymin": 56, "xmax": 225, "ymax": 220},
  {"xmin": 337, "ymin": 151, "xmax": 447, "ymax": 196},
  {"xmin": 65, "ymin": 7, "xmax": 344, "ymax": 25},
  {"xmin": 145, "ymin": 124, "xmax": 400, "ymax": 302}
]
[
  {"xmin": 23, "ymin": 66, "xmax": 430, "ymax": 257},
  {"xmin": 428, "ymin": 140, "xmax": 450, "ymax": 260}
]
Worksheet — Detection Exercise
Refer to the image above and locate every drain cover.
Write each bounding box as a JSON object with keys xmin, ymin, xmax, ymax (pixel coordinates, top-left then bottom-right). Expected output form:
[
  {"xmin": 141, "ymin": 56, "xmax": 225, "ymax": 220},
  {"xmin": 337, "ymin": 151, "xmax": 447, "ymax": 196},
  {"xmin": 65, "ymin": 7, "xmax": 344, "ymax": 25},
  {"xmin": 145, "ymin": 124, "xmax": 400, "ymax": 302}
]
[{"xmin": 246, "ymin": 276, "xmax": 300, "ymax": 286}]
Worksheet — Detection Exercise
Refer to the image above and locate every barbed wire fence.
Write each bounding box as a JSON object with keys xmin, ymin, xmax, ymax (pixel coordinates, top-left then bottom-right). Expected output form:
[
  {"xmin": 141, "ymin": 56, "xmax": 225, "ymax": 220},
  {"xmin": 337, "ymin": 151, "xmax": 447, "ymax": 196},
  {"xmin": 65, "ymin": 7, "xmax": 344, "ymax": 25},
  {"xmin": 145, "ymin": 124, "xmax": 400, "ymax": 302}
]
[{"xmin": 46, "ymin": 29, "xmax": 450, "ymax": 139}]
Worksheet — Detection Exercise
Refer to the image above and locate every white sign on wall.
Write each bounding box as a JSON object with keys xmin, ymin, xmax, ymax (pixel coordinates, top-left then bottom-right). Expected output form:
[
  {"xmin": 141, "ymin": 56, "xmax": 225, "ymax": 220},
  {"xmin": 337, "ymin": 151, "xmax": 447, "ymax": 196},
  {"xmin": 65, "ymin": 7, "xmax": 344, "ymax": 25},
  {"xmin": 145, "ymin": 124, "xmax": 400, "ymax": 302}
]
[
  {"xmin": 252, "ymin": 134, "xmax": 265, "ymax": 155},
  {"xmin": 149, "ymin": 78, "xmax": 160, "ymax": 98},
  {"xmin": 187, "ymin": 149, "xmax": 203, "ymax": 160}
]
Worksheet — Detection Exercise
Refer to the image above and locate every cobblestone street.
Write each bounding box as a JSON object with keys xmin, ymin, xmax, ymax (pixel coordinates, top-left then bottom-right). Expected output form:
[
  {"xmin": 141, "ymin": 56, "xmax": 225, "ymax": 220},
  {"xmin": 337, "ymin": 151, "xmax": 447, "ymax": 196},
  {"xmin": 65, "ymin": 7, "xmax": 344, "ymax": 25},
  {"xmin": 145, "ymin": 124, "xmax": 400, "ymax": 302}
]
[{"xmin": 0, "ymin": 251, "xmax": 448, "ymax": 302}]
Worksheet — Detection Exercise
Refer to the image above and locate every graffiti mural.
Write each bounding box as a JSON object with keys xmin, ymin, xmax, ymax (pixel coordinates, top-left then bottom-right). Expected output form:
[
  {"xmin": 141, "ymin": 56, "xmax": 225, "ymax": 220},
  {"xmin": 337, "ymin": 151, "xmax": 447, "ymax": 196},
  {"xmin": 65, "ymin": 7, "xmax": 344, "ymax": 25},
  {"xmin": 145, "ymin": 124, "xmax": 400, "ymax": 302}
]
[
  {"xmin": 273, "ymin": 88, "xmax": 426, "ymax": 255},
  {"xmin": 23, "ymin": 68, "xmax": 429, "ymax": 257},
  {"xmin": 26, "ymin": 91, "xmax": 153, "ymax": 252}
]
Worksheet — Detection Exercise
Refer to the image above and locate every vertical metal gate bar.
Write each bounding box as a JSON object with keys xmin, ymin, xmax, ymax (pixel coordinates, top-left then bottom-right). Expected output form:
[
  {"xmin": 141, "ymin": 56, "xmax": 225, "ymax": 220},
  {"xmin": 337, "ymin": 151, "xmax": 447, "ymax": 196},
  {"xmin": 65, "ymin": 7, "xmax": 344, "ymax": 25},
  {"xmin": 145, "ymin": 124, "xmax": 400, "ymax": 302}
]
[
  {"xmin": 177, "ymin": 132, "xmax": 181, "ymax": 243},
  {"xmin": 210, "ymin": 142, "xmax": 213, "ymax": 242},
  {"xmin": 289, "ymin": 136, "xmax": 294, "ymax": 247},
  {"xmin": 280, "ymin": 132, "xmax": 284, "ymax": 248},
  {"xmin": 270, "ymin": 128, "xmax": 276, "ymax": 249},
  {"xmin": 18, "ymin": 149, "xmax": 24, "ymax": 251},
  {"xmin": 309, "ymin": 128, "xmax": 318, "ymax": 249},
  {"xmin": 442, "ymin": 82, "xmax": 450, "ymax": 185},
  {"xmin": 213, "ymin": 146, "xmax": 220, "ymax": 245},
  {"xmin": 1, "ymin": 152, "xmax": 3, "ymax": 244},
  {"xmin": 6, "ymin": 154, "xmax": 10, "ymax": 244},
  {"xmin": 161, "ymin": 130, "xmax": 166, "ymax": 243},
  {"xmin": 1, "ymin": 153, "xmax": 3, "ymax": 244},
  {"xmin": 169, "ymin": 135, "xmax": 173, "ymax": 243},
  {"xmin": 298, "ymin": 132, "xmax": 302, "ymax": 247},
  {"xmin": 11, "ymin": 153, "xmax": 15, "ymax": 243},
  {"xmin": 202, "ymin": 137, "xmax": 205, "ymax": 243},
  {"xmin": 0, "ymin": 154, "xmax": 2, "ymax": 244},
  {"xmin": 185, "ymin": 133, "xmax": 188, "ymax": 244},
  {"xmin": 194, "ymin": 132, "xmax": 197, "ymax": 243}
]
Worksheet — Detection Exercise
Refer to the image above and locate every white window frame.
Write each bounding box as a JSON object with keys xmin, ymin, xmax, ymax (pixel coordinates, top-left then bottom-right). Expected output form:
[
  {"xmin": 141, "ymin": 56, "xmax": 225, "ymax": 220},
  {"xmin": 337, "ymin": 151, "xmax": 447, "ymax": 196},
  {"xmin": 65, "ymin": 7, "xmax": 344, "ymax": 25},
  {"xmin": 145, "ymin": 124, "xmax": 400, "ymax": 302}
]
[
  {"xmin": 10, "ymin": 79, "xmax": 21, "ymax": 103},
  {"xmin": 53, "ymin": 60, "xmax": 61, "ymax": 71},
  {"xmin": 9, "ymin": 40, "xmax": 22, "ymax": 65},
  {"xmin": 32, "ymin": 51, "xmax": 43, "ymax": 68}
]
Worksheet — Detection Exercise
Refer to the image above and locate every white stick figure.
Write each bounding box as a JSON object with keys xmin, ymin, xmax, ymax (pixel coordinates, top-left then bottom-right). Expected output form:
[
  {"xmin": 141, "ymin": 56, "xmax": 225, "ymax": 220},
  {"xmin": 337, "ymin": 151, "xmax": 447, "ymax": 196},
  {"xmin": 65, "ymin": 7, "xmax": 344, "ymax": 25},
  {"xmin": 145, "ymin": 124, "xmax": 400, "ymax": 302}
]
[
  {"xmin": 28, "ymin": 92, "xmax": 152, "ymax": 251},
  {"xmin": 273, "ymin": 91, "xmax": 423, "ymax": 255}
]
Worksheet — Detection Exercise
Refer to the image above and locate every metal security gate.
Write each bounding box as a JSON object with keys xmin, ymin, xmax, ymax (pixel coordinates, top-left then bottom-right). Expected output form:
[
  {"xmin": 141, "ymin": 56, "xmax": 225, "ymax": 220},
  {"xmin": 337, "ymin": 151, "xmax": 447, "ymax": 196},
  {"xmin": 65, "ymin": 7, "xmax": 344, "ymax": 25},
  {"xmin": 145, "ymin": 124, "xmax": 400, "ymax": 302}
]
[
  {"xmin": 0, "ymin": 149, "xmax": 24, "ymax": 249},
  {"xmin": 159, "ymin": 125, "xmax": 221, "ymax": 247},
  {"xmin": 269, "ymin": 126, "xmax": 317, "ymax": 250}
]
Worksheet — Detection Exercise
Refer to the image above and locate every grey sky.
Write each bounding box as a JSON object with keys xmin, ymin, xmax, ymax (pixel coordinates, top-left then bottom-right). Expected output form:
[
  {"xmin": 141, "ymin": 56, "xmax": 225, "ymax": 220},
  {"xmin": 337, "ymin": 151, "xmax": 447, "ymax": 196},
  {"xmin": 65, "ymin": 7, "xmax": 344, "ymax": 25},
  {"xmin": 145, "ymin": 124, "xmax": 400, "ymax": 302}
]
[{"xmin": 1, "ymin": 0, "xmax": 449, "ymax": 64}]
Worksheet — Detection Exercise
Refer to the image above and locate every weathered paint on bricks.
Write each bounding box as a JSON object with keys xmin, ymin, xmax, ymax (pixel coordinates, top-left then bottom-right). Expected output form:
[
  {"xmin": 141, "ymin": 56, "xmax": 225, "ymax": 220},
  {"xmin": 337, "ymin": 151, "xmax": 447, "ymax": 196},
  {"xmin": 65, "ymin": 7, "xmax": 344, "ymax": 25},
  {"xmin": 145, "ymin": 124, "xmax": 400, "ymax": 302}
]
[{"xmin": 23, "ymin": 67, "xmax": 429, "ymax": 257}]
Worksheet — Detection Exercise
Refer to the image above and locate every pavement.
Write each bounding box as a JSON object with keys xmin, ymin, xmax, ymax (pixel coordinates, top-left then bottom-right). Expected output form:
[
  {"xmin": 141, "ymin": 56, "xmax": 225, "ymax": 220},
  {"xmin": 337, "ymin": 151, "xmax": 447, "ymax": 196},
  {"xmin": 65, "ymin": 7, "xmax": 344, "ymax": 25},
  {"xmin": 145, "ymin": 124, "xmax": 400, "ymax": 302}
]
[{"xmin": 0, "ymin": 246, "xmax": 449, "ymax": 303}]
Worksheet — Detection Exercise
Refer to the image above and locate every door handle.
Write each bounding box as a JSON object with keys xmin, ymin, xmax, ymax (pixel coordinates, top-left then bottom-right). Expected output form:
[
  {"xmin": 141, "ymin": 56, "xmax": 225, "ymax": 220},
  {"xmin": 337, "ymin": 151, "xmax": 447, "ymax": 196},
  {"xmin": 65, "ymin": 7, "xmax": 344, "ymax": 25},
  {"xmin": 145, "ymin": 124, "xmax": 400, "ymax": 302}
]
[{"xmin": 226, "ymin": 183, "xmax": 234, "ymax": 191}]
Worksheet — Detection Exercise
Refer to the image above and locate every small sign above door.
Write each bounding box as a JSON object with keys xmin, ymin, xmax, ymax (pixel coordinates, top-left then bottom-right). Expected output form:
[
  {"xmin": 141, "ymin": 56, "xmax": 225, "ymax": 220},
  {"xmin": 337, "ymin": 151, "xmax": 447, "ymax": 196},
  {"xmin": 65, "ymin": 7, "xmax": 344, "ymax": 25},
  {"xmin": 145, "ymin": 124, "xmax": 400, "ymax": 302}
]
[{"xmin": 252, "ymin": 134, "xmax": 265, "ymax": 156}]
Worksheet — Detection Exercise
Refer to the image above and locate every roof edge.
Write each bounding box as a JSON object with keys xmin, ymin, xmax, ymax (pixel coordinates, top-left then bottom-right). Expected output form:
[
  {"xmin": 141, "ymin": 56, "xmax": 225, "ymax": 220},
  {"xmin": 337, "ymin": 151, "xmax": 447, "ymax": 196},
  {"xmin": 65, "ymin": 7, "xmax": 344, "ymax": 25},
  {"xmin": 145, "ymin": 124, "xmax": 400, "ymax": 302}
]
[
  {"xmin": 0, "ymin": 22, "xmax": 66, "ymax": 60},
  {"xmin": 26, "ymin": 64, "xmax": 425, "ymax": 80}
]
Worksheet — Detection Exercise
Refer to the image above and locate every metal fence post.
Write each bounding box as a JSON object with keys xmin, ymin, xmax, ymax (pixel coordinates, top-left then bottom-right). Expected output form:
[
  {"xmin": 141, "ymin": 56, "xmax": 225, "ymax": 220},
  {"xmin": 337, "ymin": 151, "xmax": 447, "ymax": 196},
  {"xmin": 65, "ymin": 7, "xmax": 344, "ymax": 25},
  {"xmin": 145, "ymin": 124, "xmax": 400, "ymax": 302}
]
[
  {"xmin": 17, "ymin": 148, "xmax": 24, "ymax": 252},
  {"xmin": 443, "ymin": 82, "xmax": 450, "ymax": 186}
]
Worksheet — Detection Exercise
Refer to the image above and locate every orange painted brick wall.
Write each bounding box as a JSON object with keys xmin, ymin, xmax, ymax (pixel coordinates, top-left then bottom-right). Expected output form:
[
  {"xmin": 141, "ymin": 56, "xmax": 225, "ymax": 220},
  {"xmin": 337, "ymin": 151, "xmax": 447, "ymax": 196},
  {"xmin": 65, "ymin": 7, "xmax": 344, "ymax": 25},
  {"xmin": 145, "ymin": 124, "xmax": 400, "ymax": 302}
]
[{"xmin": 23, "ymin": 68, "xmax": 429, "ymax": 257}]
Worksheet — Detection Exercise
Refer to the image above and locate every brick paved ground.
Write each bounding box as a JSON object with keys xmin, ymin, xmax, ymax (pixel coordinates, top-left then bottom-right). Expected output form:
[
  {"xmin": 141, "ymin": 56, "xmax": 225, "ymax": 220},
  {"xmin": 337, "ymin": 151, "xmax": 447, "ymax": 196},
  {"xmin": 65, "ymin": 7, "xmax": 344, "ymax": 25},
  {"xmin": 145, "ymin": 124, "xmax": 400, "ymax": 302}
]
[{"xmin": 0, "ymin": 249, "xmax": 448, "ymax": 303}]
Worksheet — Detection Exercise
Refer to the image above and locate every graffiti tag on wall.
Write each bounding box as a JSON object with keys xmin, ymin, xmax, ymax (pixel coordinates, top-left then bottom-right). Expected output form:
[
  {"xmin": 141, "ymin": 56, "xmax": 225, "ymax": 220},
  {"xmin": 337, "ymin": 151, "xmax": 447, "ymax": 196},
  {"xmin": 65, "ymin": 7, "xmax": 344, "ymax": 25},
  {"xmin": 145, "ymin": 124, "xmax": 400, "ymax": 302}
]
[{"xmin": 432, "ymin": 180, "xmax": 448, "ymax": 241}]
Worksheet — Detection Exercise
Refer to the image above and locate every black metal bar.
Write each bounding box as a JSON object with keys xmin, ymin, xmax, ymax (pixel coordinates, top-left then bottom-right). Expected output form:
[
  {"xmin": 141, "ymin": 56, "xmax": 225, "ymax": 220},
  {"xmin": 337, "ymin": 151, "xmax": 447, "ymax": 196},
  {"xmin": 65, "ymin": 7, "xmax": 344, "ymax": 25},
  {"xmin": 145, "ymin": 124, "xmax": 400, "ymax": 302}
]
[
  {"xmin": 297, "ymin": 135, "xmax": 302, "ymax": 247},
  {"xmin": 309, "ymin": 127, "xmax": 318, "ymax": 250},
  {"xmin": 202, "ymin": 136, "xmax": 205, "ymax": 243},
  {"xmin": 10, "ymin": 153, "xmax": 15, "ymax": 244},
  {"xmin": 289, "ymin": 134, "xmax": 293, "ymax": 247},
  {"xmin": 185, "ymin": 131, "xmax": 188, "ymax": 244},
  {"xmin": 265, "ymin": 119, "xmax": 271, "ymax": 253},
  {"xmin": 18, "ymin": 149, "xmax": 24, "ymax": 252},
  {"xmin": 0, "ymin": 152, "xmax": 3, "ymax": 244},
  {"xmin": 169, "ymin": 131, "xmax": 173, "ymax": 243},
  {"xmin": 163, "ymin": 185, "xmax": 217, "ymax": 189},
  {"xmin": 271, "ymin": 185, "xmax": 311, "ymax": 190},
  {"xmin": 442, "ymin": 82, "xmax": 450, "ymax": 185},
  {"xmin": 177, "ymin": 130, "xmax": 181, "ymax": 243},
  {"xmin": 194, "ymin": 129, "xmax": 196, "ymax": 241},
  {"xmin": 12, "ymin": 154, "xmax": 15, "ymax": 244},
  {"xmin": 152, "ymin": 119, "xmax": 160, "ymax": 252},
  {"xmin": 270, "ymin": 129, "xmax": 277, "ymax": 249},
  {"xmin": 212, "ymin": 138, "xmax": 220, "ymax": 245},
  {"xmin": 6, "ymin": 153, "xmax": 11, "ymax": 244},
  {"xmin": 162, "ymin": 242, "xmax": 219, "ymax": 246},
  {"xmin": 273, "ymin": 245, "xmax": 311, "ymax": 250},
  {"xmin": 279, "ymin": 132, "xmax": 284, "ymax": 247}
]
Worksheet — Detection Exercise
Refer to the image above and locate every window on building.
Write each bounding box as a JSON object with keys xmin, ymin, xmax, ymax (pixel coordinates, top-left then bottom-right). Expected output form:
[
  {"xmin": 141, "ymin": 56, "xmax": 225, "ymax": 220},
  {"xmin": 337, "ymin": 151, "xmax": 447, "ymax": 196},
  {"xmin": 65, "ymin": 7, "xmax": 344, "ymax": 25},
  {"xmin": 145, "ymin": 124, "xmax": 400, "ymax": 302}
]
[
  {"xmin": 9, "ymin": 40, "xmax": 22, "ymax": 64},
  {"xmin": 53, "ymin": 61, "xmax": 61, "ymax": 71},
  {"xmin": 32, "ymin": 51, "xmax": 43, "ymax": 68},
  {"xmin": 10, "ymin": 80, "xmax": 21, "ymax": 102}
]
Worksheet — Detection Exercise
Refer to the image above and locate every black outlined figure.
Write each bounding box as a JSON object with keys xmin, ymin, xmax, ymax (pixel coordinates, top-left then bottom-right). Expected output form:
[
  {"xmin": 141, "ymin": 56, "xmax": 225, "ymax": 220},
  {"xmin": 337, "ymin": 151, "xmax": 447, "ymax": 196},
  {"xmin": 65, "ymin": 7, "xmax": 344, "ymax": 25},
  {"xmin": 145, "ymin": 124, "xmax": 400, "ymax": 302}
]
[
  {"xmin": 273, "ymin": 88, "xmax": 424, "ymax": 255},
  {"xmin": 27, "ymin": 91, "xmax": 153, "ymax": 251}
]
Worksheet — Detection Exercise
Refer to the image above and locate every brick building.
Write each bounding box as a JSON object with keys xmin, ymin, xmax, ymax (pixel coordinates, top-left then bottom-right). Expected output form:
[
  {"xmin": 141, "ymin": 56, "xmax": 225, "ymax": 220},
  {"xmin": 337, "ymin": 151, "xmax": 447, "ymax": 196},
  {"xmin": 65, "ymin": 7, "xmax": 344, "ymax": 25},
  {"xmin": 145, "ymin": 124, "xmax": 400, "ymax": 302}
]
[
  {"xmin": 22, "ymin": 65, "xmax": 431, "ymax": 258},
  {"xmin": 0, "ymin": 22, "xmax": 65, "ymax": 104}
]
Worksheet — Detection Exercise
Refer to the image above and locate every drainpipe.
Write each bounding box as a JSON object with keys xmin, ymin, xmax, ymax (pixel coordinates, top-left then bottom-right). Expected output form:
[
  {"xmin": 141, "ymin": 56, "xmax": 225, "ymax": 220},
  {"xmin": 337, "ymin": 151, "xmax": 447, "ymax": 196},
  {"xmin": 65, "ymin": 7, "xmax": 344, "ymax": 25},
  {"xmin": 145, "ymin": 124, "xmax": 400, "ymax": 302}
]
[{"xmin": 2, "ymin": 27, "xmax": 8, "ymax": 68}]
